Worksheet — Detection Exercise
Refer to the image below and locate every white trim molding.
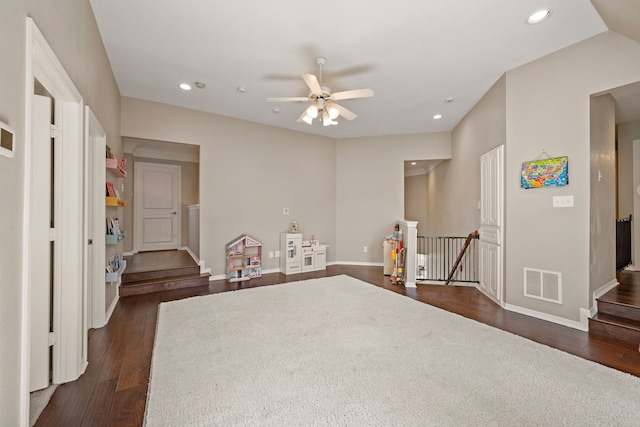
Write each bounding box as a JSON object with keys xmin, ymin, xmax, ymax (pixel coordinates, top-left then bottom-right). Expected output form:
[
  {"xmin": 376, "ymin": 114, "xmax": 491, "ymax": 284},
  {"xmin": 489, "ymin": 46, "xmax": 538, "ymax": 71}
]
[
  {"xmin": 591, "ymin": 279, "xmax": 619, "ymax": 317},
  {"xmin": 334, "ymin": 261, "xmax": 384, "ymax": 267},
  {"xmin": 503, "ymin": 302, "xmax": 588, "ymax": 331},
  {"xmin": 22, "ymin": 18, "xmax": 86, "ymax": 427}
]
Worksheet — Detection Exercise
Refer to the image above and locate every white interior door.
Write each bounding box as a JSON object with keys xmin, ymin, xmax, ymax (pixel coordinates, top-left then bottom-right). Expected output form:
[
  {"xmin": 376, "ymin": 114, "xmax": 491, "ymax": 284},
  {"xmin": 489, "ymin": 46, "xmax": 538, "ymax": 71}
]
[
  {"xmin": 479, "ymin": 145, "xmax": 504, "ymax": 303},
  {"xmin": 29, "ymin": 94, "xmax": 52, "ymax": 392},
  {"xmin": 134, "ymin": 162, "xmax": 181, "ymax": 251},
  {"xmin": 84, "ymin": 106, "xmax": 106, "ymax": 329}
]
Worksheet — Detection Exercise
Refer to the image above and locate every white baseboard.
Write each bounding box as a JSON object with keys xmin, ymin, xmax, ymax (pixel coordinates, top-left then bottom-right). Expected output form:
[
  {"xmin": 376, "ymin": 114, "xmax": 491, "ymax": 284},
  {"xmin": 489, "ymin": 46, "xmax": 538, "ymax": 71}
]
[
  {"xmin": 334, "ymin": 261, "xmax": 384, "ymax": 267},
  {"xmin": 105, "ymin": 292, "xmax": 119, "ymax": 325},
  {"xmin": 181, "ymin": 246, "xmax": 199, "ymax": 263},
  {"xmin": 503, "ymin": 302, "xmax": 588, "ymax": 331},
  {"xmin": 592, "ymin": 279, "xmax": 618, "ymax": 309}
]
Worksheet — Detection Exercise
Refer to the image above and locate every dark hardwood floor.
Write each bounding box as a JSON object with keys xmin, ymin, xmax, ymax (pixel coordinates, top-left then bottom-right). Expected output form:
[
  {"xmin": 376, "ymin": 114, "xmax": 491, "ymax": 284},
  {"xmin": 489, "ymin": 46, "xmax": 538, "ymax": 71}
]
[{"xmin": 35, "ymin": 264, "xmax": 640, "ymax": 426}]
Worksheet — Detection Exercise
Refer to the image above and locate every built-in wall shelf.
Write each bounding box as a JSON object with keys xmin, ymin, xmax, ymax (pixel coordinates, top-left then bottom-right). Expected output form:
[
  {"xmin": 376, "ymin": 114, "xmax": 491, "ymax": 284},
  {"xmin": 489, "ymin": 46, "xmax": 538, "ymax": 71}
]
[
  {"xmin": 106, "ymin": 231, "xmax": 126, "ymax": 245},
  {"xmin": 106, "ymin": 157, "xmax": 127, "ymax": 178},
  {"xmin": 106, "ymin": 196, "xmax": 126, "ymax": 207},
  {"xmin": 106, "ymin": 259, "xmax": 126, "ymax": 283}
]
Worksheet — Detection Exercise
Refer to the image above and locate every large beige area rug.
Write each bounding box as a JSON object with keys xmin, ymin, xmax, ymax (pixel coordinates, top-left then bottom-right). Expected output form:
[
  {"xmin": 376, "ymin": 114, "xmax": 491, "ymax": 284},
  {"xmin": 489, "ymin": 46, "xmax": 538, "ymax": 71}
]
[{"xmin": 145, "ymin": 275, "xmax": 640, "ymax": 426}]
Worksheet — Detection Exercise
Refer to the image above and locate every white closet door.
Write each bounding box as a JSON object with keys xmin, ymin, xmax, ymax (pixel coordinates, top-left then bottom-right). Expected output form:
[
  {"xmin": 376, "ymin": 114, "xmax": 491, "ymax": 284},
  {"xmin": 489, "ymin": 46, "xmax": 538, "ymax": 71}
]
[{"xmin": 30, "ymin": 94, "xmax": 52, "ymax": 392}]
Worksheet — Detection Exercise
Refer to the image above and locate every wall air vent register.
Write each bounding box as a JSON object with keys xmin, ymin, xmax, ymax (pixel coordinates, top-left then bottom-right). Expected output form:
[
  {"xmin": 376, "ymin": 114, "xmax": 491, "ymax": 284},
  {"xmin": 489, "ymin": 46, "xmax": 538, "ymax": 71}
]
[{"xmin": 524, "ymin": 267, "xmax": 562, "ymax": 304}]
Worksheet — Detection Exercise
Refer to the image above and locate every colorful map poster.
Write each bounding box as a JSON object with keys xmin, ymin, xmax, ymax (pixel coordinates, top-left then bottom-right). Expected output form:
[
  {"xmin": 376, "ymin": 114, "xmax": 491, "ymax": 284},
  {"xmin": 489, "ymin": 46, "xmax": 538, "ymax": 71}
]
[{"xmin": 521, "ymin": 156, "xmax": 568, "ymax": 189}]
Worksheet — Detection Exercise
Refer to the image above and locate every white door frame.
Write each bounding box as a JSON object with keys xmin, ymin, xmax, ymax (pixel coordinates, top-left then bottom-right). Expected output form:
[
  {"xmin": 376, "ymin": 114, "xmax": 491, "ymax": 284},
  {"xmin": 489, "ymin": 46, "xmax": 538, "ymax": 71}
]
[
  {"xmin": 134, "ymin": 161, "xmax": 182, "ymax": 252},
  {"xmin": 84, "ymin": 107, "xmax": 107, "ymax": 329},
  {"xmin": 21, "ymin": 18, "xmax": 86, "ymax": 426}
]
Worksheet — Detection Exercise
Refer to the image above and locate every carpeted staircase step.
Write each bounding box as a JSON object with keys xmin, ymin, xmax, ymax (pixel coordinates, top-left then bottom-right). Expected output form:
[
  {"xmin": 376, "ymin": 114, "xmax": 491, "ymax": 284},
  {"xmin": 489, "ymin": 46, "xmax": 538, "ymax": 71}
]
[
  {"xmin": 596, "ymin": 299, "xmax": 640, "ymax": 323},
  {"xmin": 120, "ymin": 273, "xmax": 210, "ymax": 297},
  {"xmin": 122, "ymin": 265, "xmax": 201, "ymax": 284},
  {"xmin": 589, "ymin": 312, "xmax": 640, "ymax": 345}
]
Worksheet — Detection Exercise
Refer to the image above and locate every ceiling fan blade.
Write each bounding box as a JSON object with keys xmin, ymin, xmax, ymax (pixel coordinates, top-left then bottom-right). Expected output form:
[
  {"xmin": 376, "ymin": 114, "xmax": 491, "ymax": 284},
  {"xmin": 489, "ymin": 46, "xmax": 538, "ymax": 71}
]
[
  {"xmin": 332, "ymin": 103, "xmax": 358, "ymax": 121},
  {"xmin": 302, "ymin": 73, "xmax": 322, "ymax": 96},
  {"xmin": 266, "ymin": 97, "xmax": 309, "ymax": 102},
  {"xmin": 330, "ymin": 88, "xmax": 374, "ymax": 101}
]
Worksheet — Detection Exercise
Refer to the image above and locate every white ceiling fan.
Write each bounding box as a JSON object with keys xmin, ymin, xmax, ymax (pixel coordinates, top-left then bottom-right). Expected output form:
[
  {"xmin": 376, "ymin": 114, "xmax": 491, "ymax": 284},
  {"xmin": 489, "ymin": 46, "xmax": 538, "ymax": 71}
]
[{"xmin": 267, "ymin": 57, "xmax": 374, "ymax": 126}]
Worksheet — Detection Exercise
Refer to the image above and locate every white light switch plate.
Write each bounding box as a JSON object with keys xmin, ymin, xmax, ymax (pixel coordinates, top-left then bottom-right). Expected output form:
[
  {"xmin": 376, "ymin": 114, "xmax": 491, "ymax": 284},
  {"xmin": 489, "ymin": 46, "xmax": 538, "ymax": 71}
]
[{"xmin": 553, "ymin": 195, "xmax": 574, "ymax": 208}]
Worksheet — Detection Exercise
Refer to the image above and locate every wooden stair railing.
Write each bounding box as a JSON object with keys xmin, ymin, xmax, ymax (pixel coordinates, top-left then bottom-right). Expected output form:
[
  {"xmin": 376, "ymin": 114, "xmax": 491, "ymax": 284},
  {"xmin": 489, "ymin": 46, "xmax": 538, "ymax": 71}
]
[{"xmin": 445, "ymin": 230, "xmax": 479, "ymax": 285}]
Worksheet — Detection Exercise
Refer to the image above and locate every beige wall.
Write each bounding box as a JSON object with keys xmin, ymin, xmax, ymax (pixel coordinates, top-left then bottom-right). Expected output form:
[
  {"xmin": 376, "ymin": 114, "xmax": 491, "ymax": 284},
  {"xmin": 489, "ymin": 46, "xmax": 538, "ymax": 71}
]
[
  {"xmin": 589, "ymin": 94, "xmax": 616, "ymax": 295},
  {"xmin": 122, "ymin": 98, "xmax": 452, "ymax": 270},
  {"xmin": 0, "ymin": 3, "xmax": 28, "ymax": 423},
  {"xmin": 617, "ymin": 119, "xmax": 640, "ymax": 268},
  {"xmin": 404, "ymin": 174, "xmax": 428, "ymax": 236},
  {"xmin": 122, "ymin": 154, "xmax": 199, "ymax": 253},
  {"xmin": 0, "ymin": 0, "xmax": 121, "ymax": 423},
  {"xmin": 505, "ymin": 31, "xmax": 640, "ymax": 322},
  {"xmin": 121, "ymin": 97, "xmax": 337, "ymax": 276},
  {"xmin": 336, "ymin": 133, "xmax": 451, "ymax": 263},
  {"xmin": 426, "ymin": 76, "xmax": 507, "ymax": 238},
  {"xmin": 617, "ymin": 119, "xmax": 640, "ymax": 219}
]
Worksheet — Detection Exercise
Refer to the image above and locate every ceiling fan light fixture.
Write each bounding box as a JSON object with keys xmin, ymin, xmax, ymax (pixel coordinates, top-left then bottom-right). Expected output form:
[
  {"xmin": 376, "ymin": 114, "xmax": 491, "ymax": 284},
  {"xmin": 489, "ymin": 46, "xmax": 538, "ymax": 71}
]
[
  {"xmin": 322, "ymin": 110, "xmax": 338, "ymax": 126},
  {"xmin": 322, "ymin": 111, "xmax": 331, "ymax": 126},
  {"xmin": 307, "ymin": 105, "xmax": 319, "ymax": 118},
  {"xmin": 267, "ymin": 57, "xmax": 372, "ymax": 128},
  {"xmin": 328, "ymin": 105, "xmax": 340, "ymax": 120}
]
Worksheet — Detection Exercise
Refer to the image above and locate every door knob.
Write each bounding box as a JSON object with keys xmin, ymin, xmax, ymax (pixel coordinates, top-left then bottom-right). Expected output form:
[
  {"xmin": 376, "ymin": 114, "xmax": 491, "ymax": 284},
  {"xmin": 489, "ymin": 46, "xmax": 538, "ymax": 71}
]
[{"xmin": 171, "ymin": 211, "xmax": 177, "ymax": 215}]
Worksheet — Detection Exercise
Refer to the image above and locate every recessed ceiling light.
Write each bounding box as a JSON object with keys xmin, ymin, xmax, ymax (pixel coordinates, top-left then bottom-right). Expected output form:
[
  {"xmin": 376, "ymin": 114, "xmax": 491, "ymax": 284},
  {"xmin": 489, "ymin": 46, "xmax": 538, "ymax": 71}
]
[
  {"xmin": 528, "ymin": 10, "xmax": 551, "ymax": 24},
  {"xmin": 237, "ymin": 86, "xmax": 247, "ymax": 93},
  {"xmin": 411, "ymin": 162, "xmax": 417, "ymax": 166},
  {"xmin": 179, "ymin": 83, "xmax": 192, "ymax": 91},
  {"xmin": 433, "ymin": 114, "xmax": 443, "ymax": 120},
  {"xmin": 272, "ymin": 108, "xmax": 280, "ymax": 114},
  {"xmin": 194, "ymin": 81, "xmax": 206, "ymax": 89}
]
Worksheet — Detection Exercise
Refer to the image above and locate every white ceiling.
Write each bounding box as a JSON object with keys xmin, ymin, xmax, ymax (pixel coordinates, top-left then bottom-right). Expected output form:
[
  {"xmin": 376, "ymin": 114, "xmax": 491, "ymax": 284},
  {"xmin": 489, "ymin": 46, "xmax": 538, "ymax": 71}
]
[{"xmin": 90, "ymin": 0, "xmax": 611, "ymax": 139}]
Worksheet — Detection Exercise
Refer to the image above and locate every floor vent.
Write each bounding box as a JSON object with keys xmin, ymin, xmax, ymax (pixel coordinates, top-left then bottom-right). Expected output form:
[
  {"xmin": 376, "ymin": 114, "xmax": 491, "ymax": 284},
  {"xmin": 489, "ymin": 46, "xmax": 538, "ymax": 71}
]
[{"xmin": 523, "ymin": 268, "xmax": 562, "ymax": 304}]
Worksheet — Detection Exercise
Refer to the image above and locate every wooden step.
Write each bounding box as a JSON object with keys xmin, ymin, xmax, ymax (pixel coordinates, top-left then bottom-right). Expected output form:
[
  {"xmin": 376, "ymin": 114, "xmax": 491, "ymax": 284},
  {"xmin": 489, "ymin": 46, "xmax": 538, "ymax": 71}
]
[
  {"xmin": 597, "ymin": 299, "xmax": 640, "ymax": 323},
  {"xmin": 121, "ymin": 265, "xmax": 201, "ymax": 284},
  {"xmin": 589, "ymin": 312, "xmax": 640, "ymax": 345},
  {"xmin": 120, "ymin": 273, "xmax": 210, "ymax": 297}
]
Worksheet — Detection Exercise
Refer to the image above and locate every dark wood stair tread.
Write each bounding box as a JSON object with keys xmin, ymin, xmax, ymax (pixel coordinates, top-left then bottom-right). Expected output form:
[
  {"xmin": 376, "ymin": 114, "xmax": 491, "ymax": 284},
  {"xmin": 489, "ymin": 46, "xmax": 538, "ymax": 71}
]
[
  {"xmin": 119, "ymin": 273, "xmax": 210, "ymax": 297},
  {"xmin": 121, "ymin": 273, "xmax": 210, "ymax": 287},
  {"xmin": 591, "ymin": 312, "xmax": 640, "ymax": 330},
  {"xmin": 589, "ymin": 312, "xmax": 640, "ymax": 346},
  {"xmin": 121, "ymin": 265, "xmax": 201, "ymax": 284},
  {"xmin": 596, "ymin": 298, "xmax": 640, "ymax": 322}
]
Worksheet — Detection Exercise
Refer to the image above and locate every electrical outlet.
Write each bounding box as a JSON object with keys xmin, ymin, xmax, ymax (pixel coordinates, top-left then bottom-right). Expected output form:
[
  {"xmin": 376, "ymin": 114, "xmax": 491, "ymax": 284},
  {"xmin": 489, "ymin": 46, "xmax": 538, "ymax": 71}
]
[
  {"xmin": 283, "ymin": 208, "xmax": 289, "ymax": 215},
  {"xmin": 363, "ymin": 246, "xmax": 368, "ymax": 253}
]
